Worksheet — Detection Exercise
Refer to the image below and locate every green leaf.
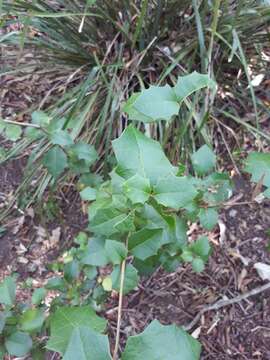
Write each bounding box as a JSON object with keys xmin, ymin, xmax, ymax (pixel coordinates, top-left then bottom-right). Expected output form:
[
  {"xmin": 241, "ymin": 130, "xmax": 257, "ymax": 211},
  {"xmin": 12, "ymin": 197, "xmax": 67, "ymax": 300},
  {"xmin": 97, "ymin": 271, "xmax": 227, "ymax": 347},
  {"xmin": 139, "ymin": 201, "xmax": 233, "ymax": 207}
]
[
  {"xmin": 5, "ymin": 332, "xmax": 32, "ymax": 357},
  {"xmin": 102, "ymin": 277, "xmax": 113, "ymax": 292},
  {"xmin": 47, "ymin": 306, "xmax": 106, "ymax": 355},
  {"xmin": 191, "ymin": 236, "xmax": 211, "ymax": 261},
  {"xmin": 105, "ymin": 240, "xmax": 128, "ymax": 265},
  {"xmin": 191, "ymin": 145, "xmax": 216, "ymax": 175},
  {"xmin": 26, "ymin": 111, "xmax": 50, "ymax": 139},
  {"xmin": 111, "ymin": 264, "xmax": 139, "ymax": 295},
  {"xmin": 32, "ymin": 110, "xmax": 50, "ymax": 126},
  {"xmin": 0, "ymin": 344, "xmax": 5, "ymax": 360},
  {"xmin": 154, "ymin": 176, "xmax": 197, "ymax": 209},
  {"xmin": 80, "ymin": 187, "xmax": 97, "ymax": 201},
  {"xmin": 50, "ymin": 130, "xmax": 73, "ymax": 146},
  {"xmin": 174, "ymin": 71, "xmax": 216, "ymax": 103},
  {"xmin": 64, "ymin": 261, "xmax": 80, "ymax": 282},
  {"xmin": 123, "ymin": 174, "xmax": 151, "ymax": 204},
  {"xmin": 0, "ymin": 311, "xmax": 10, "ymax": 333},
  {"xmin": 123, "ymin": 93, "xmax": 153, "ymax": 123},
  {"xmin": 192, "ymin": 258, "xmax": 205, "ymax": 273},
  {"xmin": 45, "ymin": 277, "xmax": 66, "ymax": 291},
  {"xmin": 63, "ymin": 326, "xmax": 112, "ymax": 360},
  {"xmin": 68, "ymin": 158, "xmax": 90, "ymax": 174},
  {"xmin": 133, "ymin": 85, "xmax": 179, "ymax": 121},
  {"xmin": 4, "ymin": 124, "xmax": 22, "ymax": 141},
  {"xmin": 199, "ymin": 208, "xmax": 218, "ymax": 230},
  {"xmin": 42, "ymin": 146, "xmax": 67, "ymax": 179},
  {"xmin": 91, "ymin": 208, "xmax": 128, "ymax": 236},
  {"xmin": 32, "ymin": 288, "xmax": 46, "ymax": 305},
  {"xmin": 0, "ymin": 276, "xmax": 16, "ymax": 306},
  {"xmin": 245, "ymin": 152, "xmax": 270, "ymax": 187},
  {"xmin": 143, "ymin": 204, "xmax": 187, "ymax": 246},
  {"xmin": 74, "ymin": 231, "xmax": 88, "ymax": 246},
  {"xmin": 20, "ymin": 309, "xmax": 45, "ymax": 333},
  {"xmin": 129, "ymin": 228, "xmax": 163, "ymax": 260},
  {"xmin": 112, "ymin": 125, "xmax": 175, "ymax": 185},
  {"xmin": 114, "ymin": 211, "xmax": 135, "ymax": 233},
  {"xmin": 69, "ymin": 142, "xmax": 98, "ymax": 165},
  {"xmin": 201, "ymin": 173, "xmax": 232, "ymax": 204},
  {"xmin": 122, "ymin": 320, "xmax": 201, "ymax": 360},
  {"xmin": 82, "ymin": 238, "xmax": 108, "ymax": 266}
]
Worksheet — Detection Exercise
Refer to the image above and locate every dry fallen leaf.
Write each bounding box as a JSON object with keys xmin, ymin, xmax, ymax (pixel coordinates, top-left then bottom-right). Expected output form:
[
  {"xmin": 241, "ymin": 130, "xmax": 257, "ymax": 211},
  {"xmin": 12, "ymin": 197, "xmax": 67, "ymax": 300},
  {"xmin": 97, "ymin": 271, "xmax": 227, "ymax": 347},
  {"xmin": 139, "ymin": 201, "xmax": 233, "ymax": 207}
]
[
  {"xmin": 254, "ymin": 262, "xmax": 270, "ymax": 281},
  {"xmin": 49, "ymin": 227, "xmax": 61, "ymax": 247}
]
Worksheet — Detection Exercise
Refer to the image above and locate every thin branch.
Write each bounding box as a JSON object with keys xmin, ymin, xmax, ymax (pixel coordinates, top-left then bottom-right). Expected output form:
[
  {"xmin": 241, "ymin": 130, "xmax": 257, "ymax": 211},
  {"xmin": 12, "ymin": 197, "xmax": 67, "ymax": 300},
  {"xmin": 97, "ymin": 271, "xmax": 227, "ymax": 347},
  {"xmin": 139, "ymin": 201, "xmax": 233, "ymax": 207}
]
[
  {"xmin": 3, "ymin": 119, "xmax": 41, "ymax": 128},
  {"xmin": 184, "ymin": 282, "xmax": 270, "ymax": 331}
]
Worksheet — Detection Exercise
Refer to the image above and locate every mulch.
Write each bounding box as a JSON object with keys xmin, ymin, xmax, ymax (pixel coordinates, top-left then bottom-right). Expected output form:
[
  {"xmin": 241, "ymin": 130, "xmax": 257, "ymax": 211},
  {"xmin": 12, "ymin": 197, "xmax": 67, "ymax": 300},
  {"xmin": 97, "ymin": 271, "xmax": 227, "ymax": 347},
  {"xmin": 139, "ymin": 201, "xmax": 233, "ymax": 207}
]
[{"xmin": 1, "ymin": 59, "xmax": 270, "ymax": 360}]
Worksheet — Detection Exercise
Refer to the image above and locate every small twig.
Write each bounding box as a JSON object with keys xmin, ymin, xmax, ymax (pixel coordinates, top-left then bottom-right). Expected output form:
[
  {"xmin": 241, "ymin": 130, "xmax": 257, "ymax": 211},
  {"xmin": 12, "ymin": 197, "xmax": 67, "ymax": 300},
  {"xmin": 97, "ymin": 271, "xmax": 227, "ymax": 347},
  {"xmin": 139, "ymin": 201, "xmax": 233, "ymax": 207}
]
[
  {"xmin": 3, "ymin": 119, "xmax": 41, "ymax": 128},
  {"xmin": 184, "ymin": 282, "xmax": 270, "ymax": 331}
]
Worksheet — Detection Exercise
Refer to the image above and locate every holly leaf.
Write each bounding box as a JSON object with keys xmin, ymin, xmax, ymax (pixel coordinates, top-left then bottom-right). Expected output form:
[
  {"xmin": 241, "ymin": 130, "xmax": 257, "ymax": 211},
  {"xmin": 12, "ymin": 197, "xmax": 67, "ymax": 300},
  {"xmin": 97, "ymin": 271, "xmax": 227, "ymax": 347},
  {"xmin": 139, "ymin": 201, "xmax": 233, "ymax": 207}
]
[
  {"xmin": 123, "ymin": 174, "xmax": 151, "ymax": 204},
  {"xmin": 112, "ymin": 125, "xmax": 175, "ymax": 185},
  {"xmin": 50, "ymin": 130, "xmax": 73, "ymax": 147},
  {"xmin": 19, "ymin": 309, "xmax": 45, "ymax": 333},
  {"xmin": 46, "ymin": 306, "xmax": 106, "ymax": 355},
  {"xmin": 198, "ymin": 208, "xmax": 218, "ymax": 230},
  {"xmin": 105, "ymin": 240, "xmax": 127, "ymax": 265},
  {"xmin": 192, "ymin": 258, "xmax": 205, "ymax": 273},
  {"xmin": 154, "ymin": 175, "xmax": 197, "ymax": 209},
  {"xmin": 63, "ymin": 326, "xmax": 111, "ymax": 360},
  {"xmin": 190, "ymin": 236, "xmax": 211, "ymax": 261},
  {"xmin": 0, "ymin": 276, "xmax": 16, "ymax": 306},
  {"xmin": 191, "ymin": 145, "xmax": 216, "ymax": 175},
  {"xmin": 69, "ymin": 143, "xmax": 98, "ymax": 165},
  {"xmin": 80, "ymin": 187, "xmax": 97, "ymax": 201},
  {"xmin": 111, "ymin": 264, "xmax": 139, "ymax": 295},
  {"xmin": 142, "ymin": 204, "xmax": 187, "ymax": 246},
  {"xmin": 26, "ymin": 110, "xmax": 50, "ymax": 139},
  {"xmin": 132, "ymin": 85, "xmax": 179, "ymax": 121},
  {"xmin": 0, "ymin": 311, "xmax": 11, "ymax": 333},
  {"xmin": 122, "ymin": 320, "xmax": 201, "ymax": 360},
  {"xmin": 90, "ymin": 208, "xmax": 129, "ymax": 236},
  {"xmin": 4, "ymin": 124, "xmax": 22, "ymax": 141},
  {"xmin": 82, "ymin": 238, "xmax": 108, "ymax": 266},
  {"xmin": 174, "ymin": 71, "xmax": 216, "ymax": 103},
  {"xmin": 201, "ymin": 173, "xmax": 232, "ymax": 204},
  {"xmin": 128, "ymin": 228, "xmax": 163, "ymax": 260},
  {"xmin": 123, "ymin": 93, "xmax": 153, "ymax": 123},
  {"xmin": 113, "ymin": 212, "xmax": 135, "ymax": 233},
  {"xmin": 42, "ymin": 146, "xmax": 67, "ymax": 178},
  {"xmin": 245, "ymin": 152, "xmax": 270, "ymax": 187},
  {"xmin": 31, "ymin": 288, "xmax": 46, "ymax": 306},
  {"xmin": 5, "ymin": 332, "xmax": 32, "ymax": 357}
]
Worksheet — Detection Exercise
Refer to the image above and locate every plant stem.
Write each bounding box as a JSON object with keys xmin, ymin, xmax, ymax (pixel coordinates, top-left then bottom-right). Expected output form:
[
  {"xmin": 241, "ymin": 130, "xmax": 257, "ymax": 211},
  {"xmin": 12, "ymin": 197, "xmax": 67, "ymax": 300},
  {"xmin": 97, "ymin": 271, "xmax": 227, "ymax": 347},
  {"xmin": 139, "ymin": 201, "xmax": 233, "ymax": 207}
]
[{"xmin": 112, "ymin": 234, "xmax": 129, "ymax": 360}]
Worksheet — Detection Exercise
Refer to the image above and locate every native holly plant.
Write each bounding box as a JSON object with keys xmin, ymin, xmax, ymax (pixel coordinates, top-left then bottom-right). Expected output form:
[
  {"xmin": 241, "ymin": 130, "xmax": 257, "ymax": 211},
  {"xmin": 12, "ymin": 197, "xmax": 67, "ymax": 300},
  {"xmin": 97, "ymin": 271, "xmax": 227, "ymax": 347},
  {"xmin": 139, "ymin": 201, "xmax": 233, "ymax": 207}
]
[{"xmin": 0, "ymin": 72, "xmax": 232, "ymax": 359}]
